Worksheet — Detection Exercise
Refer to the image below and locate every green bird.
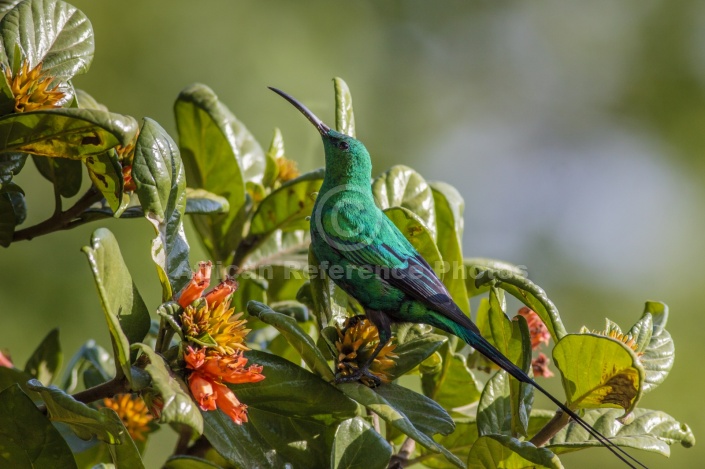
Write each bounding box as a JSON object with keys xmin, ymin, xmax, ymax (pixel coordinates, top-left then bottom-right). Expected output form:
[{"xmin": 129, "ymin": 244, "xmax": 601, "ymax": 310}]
[{"xmin": 270, "ymin": 87, "xmax": 645, "ymax": 469}]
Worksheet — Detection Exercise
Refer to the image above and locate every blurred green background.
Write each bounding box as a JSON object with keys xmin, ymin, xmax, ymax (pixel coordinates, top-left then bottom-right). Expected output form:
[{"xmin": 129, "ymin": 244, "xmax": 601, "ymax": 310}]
[{"xmin": 1, "ymin": 1, "xmax": 703, "ymax": 467}]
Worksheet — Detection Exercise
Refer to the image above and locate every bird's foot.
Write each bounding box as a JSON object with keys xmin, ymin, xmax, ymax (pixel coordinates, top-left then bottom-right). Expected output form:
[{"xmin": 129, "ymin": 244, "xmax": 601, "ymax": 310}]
[{"xmin": 335, "ymin": 367, "xmax": 382, "ymax": 388}]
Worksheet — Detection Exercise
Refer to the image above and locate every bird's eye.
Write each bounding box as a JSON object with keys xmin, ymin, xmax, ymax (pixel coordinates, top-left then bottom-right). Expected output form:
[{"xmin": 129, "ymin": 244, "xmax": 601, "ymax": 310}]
[{"xmin": 338, "ymin": 141, "xmax": 349, "ymax": 151}]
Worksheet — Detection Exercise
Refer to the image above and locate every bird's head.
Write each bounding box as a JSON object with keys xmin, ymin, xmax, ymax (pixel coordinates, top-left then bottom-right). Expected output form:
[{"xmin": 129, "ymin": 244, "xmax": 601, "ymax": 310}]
[{"xmin": 270, "ymin": 87, "xmax": 372, "ymax": 185}]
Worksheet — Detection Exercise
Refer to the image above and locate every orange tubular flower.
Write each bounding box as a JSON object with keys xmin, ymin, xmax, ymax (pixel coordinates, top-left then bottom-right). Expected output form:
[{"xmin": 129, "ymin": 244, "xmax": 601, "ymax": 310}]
[
  {"xmin": 517, "ymin": 307, "xmax": 551, "ymax": 350},
  {"xmin": 178, "ymin": 262, "xmax": 212, "ymax": 308},
  {"xmin": 204, "ymin": 277, "xmax": 239, "ymax": 308},
  {"xmin": 103, "ymin": 394, "xmax": 154, "ymax": 441},
  {"xmin": 203, "ymin": 353, "xmax": 265, "ymax": 385},
  {"xmin": 532, "ymin": 352, "xmax": 554, "ymax": 378},
  {"xmin": 0, "ymin": 350, "xmax": 13, "ymax": 368},
  {"xmin": 188, "ymin": 373, "xmax": 217, "ymax": 411},
  {"xmin": 212, "ymin": 381, "xmax": 249, "ymax": 425}
]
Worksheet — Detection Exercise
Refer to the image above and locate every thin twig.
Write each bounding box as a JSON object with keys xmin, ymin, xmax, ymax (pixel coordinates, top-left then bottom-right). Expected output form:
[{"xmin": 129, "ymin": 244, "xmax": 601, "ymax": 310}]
[
  {"xmin": 13, "ymin": 187, "xmax": 103, "ymax": 242},
  {"xmin": 388, "ymin": 437, "xmax": 416, "ymax": 469}
]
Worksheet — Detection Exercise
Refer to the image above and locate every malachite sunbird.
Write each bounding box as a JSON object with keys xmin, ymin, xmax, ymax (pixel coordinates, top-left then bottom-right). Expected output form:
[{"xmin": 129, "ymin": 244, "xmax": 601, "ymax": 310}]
[{"xmin": 269, "ymin": 87, "xmax": 645, "ymax": 469}]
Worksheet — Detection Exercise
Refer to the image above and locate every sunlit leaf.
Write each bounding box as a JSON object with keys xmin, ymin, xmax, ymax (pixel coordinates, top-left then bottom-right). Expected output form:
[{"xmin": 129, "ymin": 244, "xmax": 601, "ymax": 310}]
[
  {"xmin": 0, "ymin": 384, "xmax": 77, "ymax": 469},
  {"xmin": 531, "ymin": 407, "xmax": 695, "ymax": 456},
  {"xmin": 247, "ymin": 301, "xmax": 335, "ymax": 382},
  {"xmin": 133, "ymin": 344, "xmax": 203, "ymax": 434},
  {"xmin": 372, "ymin": 165, "xmax": 436, "ymax": 239},
  {"xmin": 133, "ymin": 118, "xmax": 191, "ymax": 300},
  {"xmin": 0, "ymin": 0, "xmax": 94, "ymax": 81},
  {"xmin": 423, "ymin": 349, "xmax": 482, "ymax": 413},
  {"xmin": 333, "ymin": 77, "xmax": 355, "ymax": 137},
  {"xmin": 332, "ymin": 417, "xmax": 392, "ymax": 469},
  {"xmin": 85, "ymin": 150, "xmax": 127, "ymax": 214},
  {"xmin": 27, "ymin": 379, "xmax": 125, "ymax": 444},
  {"xmin": 0, "ymin": 108, "xmax": 138, "ymax": 157},
  {"xmin": 552, "ymin": 333, "xmax": 644, "ymax": 415},
  {"xmin": 75, "ymin": 89, "xmax": 107, "ymax": 111},
  {"xmin": 24, "ymin": 327, "xmax": 61, "ymax": 385},
  {"xmin": 82, "ymin": 228, "xmax": 150, "ymax": 382},
  {"xmin": 467, "ymin": 434, "xmax": 563, "ymax": 469}
]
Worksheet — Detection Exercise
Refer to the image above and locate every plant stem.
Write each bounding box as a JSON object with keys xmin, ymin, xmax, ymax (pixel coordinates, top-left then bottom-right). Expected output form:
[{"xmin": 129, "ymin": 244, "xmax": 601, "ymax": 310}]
[
  {"xmin": 388, "ymin": 437, "xmax": 416, "ymax": 469},
  {"xmin": 38, "ymin": 376, "xmax": 130, "ymax": 415},
  {"xmin": 13, "ymin": 187, "xmax": 103, "ymax": 242},
  {"xmin": 530, "ymin": 409, "xmax": 571, "ymax": 447}
]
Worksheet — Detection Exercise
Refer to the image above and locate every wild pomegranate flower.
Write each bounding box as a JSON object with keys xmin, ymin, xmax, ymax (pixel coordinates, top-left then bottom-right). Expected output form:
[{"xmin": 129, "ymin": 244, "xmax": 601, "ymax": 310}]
[
  {"xmin": 178, "ymin": 261, "xmax": 212, "ymax": 308},
  {"xmin": 115, "ymin": 134, "xmax": 138, "ymax": 192},
  {"xmin": 517, "ymin": 307, "xmax": 551, "ymax": 350},
  {"xmin": 4, "ymin": 60, "xmax": 65, "ymax": 112},
  {"xmin": 103, "ymin": 394, "xmax": 153, "ymax": 441},
  {"xmin": 531, "ymin": 353, "xmax": 554, "ymax": 378},
  {"xmin": 275, "ymin": 156, "xmax": 300, "ymax": 183},
  {"xmin": 182, "ymin": 297, "xmax": 250, "ymax": 355},
  {"xmin": 0, "ymin": 350, "xmax": 13, "ymax": 368},
  {"xmin": 183, "ymin": 346, "xmax": 263, "ymax": 424},
  {"xmin": 335, "ymin": 317, "xmax": 397, "ymax": 387}
]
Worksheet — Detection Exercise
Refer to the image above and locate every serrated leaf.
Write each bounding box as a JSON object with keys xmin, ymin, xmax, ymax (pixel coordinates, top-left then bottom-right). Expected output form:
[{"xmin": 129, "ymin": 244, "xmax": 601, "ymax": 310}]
[
  {"xmin": 32, "ymin": 155, "xmax": 82, "ymax": 197},
  {"xmin": 0, "ymin": 0, "xmax": 94, "ymax": 81},
  {"xmin": 333, "ymin": 77, "xmax": 355, "ymax": 137},
  {"xmin": 133, "ymin": 344, "xmax": 203, "ymax": 434},
  {"xmin": 533, "ymin": 407, "xmax": 695, "ymax": 456},
  {"xmin": 0, "ymin": 108, "xmax": 138, "ymax": 157},
  {"xmin": 339, "ymin": 382, "xmax": 463, "ymax": 468},
  {"xmin": 553, "ymin": 334, "xmax": 644, "ymax": 415},
  {"xmin": 431, "ymin": 182, "xmax": 470, "ymax": 314},
  {"xmin": 372, "ymin": 165, "xmax": 436, "ymax": 239},
  {"xmin": 476, "ymin": 268, "xmax": 567, "ymax": 342},
  {"xmin": 332, "ymin": 417, "xmax": 392, "ymax": 469},
  {"xmin": 26, "ymin": 379, "xmax": 125, "ymax": 443},
  {"xmin": 247, "ymin": 301, "xmax": 334, "ymax": 382},
  {"xmin": 82, "ymin": 228, "xmax": 150, "ymax": 382},
  {"xmin": 24, "ymin": 327, "xmax": 61, "ymax": 385},
  {"xmin": 0, "ymin": 384, "xmax": 77, "ymax": 469},
  {"xmin": 133, "ymin": 118, "xmax": 191, "ymax": 300},
  {"xmin": 467, "ymin": 434, "xmax": 563, "ymax": 469},
  {"xmin": 175, "ymin": 83, "xmax": 264, "ymax": 260}
]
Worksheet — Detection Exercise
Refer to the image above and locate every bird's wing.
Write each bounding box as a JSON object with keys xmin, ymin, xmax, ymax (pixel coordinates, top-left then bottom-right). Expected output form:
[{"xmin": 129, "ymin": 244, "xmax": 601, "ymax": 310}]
[{"xmin": 320, "ymin": 204, "xmax": 479, "ymax": 333}]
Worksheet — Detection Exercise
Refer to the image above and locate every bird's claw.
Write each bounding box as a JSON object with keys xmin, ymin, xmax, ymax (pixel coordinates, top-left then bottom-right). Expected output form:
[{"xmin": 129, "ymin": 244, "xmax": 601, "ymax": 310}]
[{"xmin": 335, "ymin": 367, "xmax": 382, "ymax": 388}]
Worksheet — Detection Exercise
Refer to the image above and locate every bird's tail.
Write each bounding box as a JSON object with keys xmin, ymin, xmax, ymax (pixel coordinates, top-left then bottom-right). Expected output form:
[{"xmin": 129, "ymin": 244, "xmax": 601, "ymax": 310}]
[{"xmin": 457, "ymin": 327, "xmax": 647, "ymax": 469}]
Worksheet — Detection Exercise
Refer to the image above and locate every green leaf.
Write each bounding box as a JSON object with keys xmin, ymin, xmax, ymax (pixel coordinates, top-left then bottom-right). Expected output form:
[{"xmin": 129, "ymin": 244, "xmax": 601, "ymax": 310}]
[
  {"xmin": 231, "ymin": 350, "xmax": 357, "ymax": 424},
  {"xmin": 0, "ymin": 108, "xmax": 138, "ymax": 157},
  {"xmin": 0, "ymin": 384, "xmax": 77, "ymax": 469},
  {"xmin": 75, "ymin": 89, "xmax": 108, "ymax": 111},
  {"xmin": 389, "ymin": 332, "xmax": 447, "ymax": 379},
  {"xmin": 184, "ymin": 188, "xmax": 229, "ymax": 215},
  {"xmin": 0, "ymin": 0, "xmax": 93, "ymax": 81},
  {"xmin": 24, "ymin": 327, "xmax": 61, "ymax": 385},
  {"xmin": 0, "ymin": 366, "xmax": 39, "ymax": 399},
  {"xmin": 552, "ymin": 333, "xmax": 644, "ymax": 415},
  {"xmin": 339, "ymin": 382, "xmax": 463, "ymax": 468},
  {"xmin": 467, "ymin": 434, "xmax": 563, "ymax": 469},
  {"xmin": 133, "ymin": 344, "xmax": 204, "ymax": 434},
  {"xmin": 247, "ymin": 301, "xmax": 335, "ymax": 382},
  {"xmin": 333, "ymin": 77, "xmax": 355, "ymax": 137},
  {"xmin": 85, "ymin": 150, "xmax": 127, "ymax": 214},
  {"xmin": 477, "ymin": 369, "xmax": 533, "ymax": 439},
  {"xmin": 534, "ymin": 407, "xmax": 695, "ymax": 456},
  {"xmin": 476, "ymin": 268, "xmax": 567, "ymax": 341},
  {"xmin": 104, "ymin": 410, "xmax": 145, "ymax": 469},
  {"xmin": 306, "ymin": 247, "xmax": 348, "ymax": 328},
  {"xmin": 82, "ymin": 228, "xmax": 150, "ymax": 381},
  {"xmin": 59, "ymin": 340, "xmax": 113, "ymax": 393},
  {"xmin": 133, "ymin": 118, "xmax": 191, "ymax": 300},
  {"xmin": 332, "ymin": 417, "xmax": 392, "ymax": 469},
  {"xmin": 26, "ymin": 379, "xmax": 125, "ymax": 443},
  {"xmin": 262, "ymin": 127, "xmax": 284, "ymax": 188},
  {"xmin": 242, "ymin": 229, "xmax": 309, "ymax": 271},
  {"xmin": 431, "ymin": 182, "xmax": 470, "ymax": 313},
  {"xmin": 0, "ymin": 152, "xmax": 26, "ymax": 184},
  {"xmin": 372, "ymin": 165, "xmax": 436, "ymax": 239},
  {"xmin": 32, "ymin": 155, "xmax": 82, "ymax": 197},
  {"xmin": 419, "ymin": 418, "xmax": 479, "ymax": 469},
  {"xmin": 175, "ymin": 83, "xmax": 263, "ymax": 260},
  {"xmin": 0, "ymin": 1, "xmax": 22, "ymax": 18},
  {"xmin": 384, "ymin": 206, "xmax": 443, "ymax": 276},
  {"xmin": 637, "ymin": 301, "xmax": 674, "ymax": 393},
  {"xmin": 248, "ymin": 168, "xmax": 324, "ymax": 236},
  {"xmin": 464, "ymin": 257, "xmax": 527, "ymax": 298},
  {"xmin": 163, "ymin": 456, "xmax": 222, "ymax": 469},
  {"xmin": 0, "ymin": 181, "xmax": 24, "ymax": 246},
  {"xmin": 427, "ymin": 351, "xmax": 483, "ymax": 413}
]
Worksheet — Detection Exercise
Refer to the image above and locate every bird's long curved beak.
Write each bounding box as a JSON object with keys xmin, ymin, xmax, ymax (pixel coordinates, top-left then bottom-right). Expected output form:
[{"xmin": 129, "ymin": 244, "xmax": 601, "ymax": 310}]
[{"xmin": 269, "ymin": 87, "xmax": 330, "ymax": 135}]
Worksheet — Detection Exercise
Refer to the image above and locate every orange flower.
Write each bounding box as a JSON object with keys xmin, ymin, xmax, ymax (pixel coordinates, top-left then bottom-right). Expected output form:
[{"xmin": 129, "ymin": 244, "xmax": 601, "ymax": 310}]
[
  {"xmin": 204, "ymin": 277, "xmax": 238, "ymax": 308},
  {"xmin": 4, "ymin": 60, "xmax": 65, "ymax": 113},
  {"xmin": 0, "ymin": 350, "xmax": 13, "ymax": 368},
  {"xmin": 275, "ymin": 156, "xmax": 300, "ymax": 183},
  {"xmin": 517, "ymin": 307, "xmax": 551, "ymax": 350},
  {"xmin": 103, "ymin": 394, "xmax": 153, "ymax": 441},
  {"xmin": 178, "ymin": 261, "xmax": 212, "ymax": 308},
  {"xmin": 335, "ymin": 317, "xmax": 397, "ymax": 387},
  {"xmin": 184, "ymin": 345, "xmax": 264, "ymax": 424},
  {"xmin": 532, "ymin": 353, "xmax": 554, "ymax": 378}
]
